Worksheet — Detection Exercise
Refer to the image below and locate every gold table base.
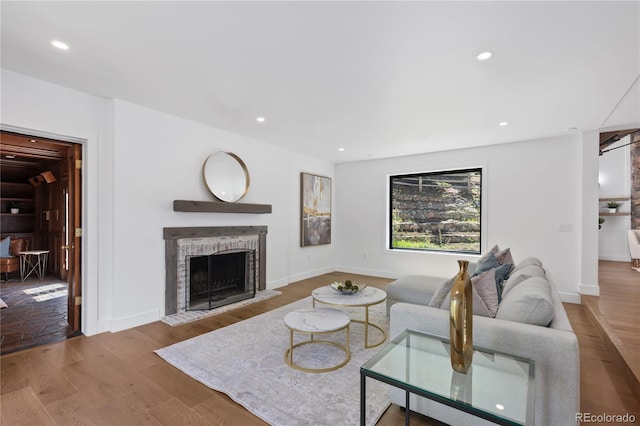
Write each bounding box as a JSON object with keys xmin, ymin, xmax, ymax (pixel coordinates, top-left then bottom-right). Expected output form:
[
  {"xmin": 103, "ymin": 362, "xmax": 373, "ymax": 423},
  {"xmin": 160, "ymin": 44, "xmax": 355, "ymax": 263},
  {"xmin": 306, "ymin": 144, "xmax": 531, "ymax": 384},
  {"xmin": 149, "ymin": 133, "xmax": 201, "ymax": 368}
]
[{"xmin": 284, "ymin": 324, "xmax": 351, "ymax": 373}]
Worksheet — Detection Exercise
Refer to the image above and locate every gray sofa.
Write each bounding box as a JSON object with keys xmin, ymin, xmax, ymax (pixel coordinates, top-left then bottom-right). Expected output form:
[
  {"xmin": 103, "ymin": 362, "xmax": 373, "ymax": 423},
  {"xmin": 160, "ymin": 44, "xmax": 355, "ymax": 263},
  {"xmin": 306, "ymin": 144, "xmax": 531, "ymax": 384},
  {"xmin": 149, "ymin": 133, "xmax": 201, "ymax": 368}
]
[{"xmin": 385, "ymin": 258, "xmax": 580, "ymax": 426}]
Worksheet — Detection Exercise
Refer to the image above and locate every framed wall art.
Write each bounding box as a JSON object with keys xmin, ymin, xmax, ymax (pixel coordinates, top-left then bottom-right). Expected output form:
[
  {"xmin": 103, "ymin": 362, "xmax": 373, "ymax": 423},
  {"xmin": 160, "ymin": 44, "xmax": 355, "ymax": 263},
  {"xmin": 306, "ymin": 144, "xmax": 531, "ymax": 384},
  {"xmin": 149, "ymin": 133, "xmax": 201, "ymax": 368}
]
[{"xmin": 300, "ymin": 172, "xmax": 331, "ymax": 246}]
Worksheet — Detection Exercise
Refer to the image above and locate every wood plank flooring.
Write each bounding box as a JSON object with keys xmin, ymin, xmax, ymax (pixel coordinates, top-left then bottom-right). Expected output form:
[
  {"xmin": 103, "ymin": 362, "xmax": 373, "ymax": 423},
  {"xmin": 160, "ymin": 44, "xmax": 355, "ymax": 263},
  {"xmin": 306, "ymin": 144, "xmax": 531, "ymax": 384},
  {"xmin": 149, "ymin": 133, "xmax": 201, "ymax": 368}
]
[
  {"xmin": 582, "ymin": 261, "xmax": 640, "ymax": 401},
  {"xmin": 0, "ymin": 276, "xmax": 74, "ymax": 355},
  {"xmin": 2, "ymin": 270, "xmax": 639, "ymax": 425}
]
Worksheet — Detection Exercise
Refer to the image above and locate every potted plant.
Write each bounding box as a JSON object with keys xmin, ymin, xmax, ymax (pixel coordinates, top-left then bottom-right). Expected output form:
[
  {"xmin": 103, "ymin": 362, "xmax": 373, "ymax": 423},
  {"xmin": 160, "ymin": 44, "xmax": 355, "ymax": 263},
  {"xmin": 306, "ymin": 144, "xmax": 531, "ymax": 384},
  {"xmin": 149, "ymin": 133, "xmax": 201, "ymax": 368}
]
[
  {"xmin": 9, "ymin": 201, "xmax": 23, "ymax": 214},
  {"xmin": 598, "ymin": 217, "xmax": 605, "ymax": 229},
  {"xmin": 607, "ymin": 201, "xmax": 620, "ymax": 213}
]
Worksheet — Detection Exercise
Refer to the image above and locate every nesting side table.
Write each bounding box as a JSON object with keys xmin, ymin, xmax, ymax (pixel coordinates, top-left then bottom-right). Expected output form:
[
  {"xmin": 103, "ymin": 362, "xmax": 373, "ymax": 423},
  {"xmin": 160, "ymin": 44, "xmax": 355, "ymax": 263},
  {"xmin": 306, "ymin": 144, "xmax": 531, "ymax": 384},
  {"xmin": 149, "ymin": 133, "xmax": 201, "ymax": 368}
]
[{"xmin": 283, "ymin": 307, "xmax": 351, "ymax": 373}]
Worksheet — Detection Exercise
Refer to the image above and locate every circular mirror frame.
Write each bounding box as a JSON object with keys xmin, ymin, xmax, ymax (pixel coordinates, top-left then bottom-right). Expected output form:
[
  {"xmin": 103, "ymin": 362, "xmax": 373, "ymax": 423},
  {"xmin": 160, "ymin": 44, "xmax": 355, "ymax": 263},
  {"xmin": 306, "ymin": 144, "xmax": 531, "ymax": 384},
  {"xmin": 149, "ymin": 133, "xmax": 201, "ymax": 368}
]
[{"xmin": 203, "ymin": 151, "xmax": 250, "ymax": 202}]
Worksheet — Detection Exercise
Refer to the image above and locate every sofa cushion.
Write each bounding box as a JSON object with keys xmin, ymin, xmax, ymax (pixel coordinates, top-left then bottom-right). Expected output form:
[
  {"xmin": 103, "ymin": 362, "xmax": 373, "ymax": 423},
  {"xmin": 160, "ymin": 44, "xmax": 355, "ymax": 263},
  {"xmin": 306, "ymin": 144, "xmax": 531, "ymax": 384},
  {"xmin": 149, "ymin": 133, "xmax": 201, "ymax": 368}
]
[
  {"xmin": 502, "ymin": 264, "xmax": 545, "ymax": 297},
  {"xmin": 512, "ymin": 257, "xmax": 543, "ymax": 273},
  {"xmin": 496, "ymin": 276, "xmax": 554, "ymax": 326},
  {"xmin": 0, "ymin": 237, "xmax": 10, "ymax": 258},
  {"xmin": 386, "ymin": 275, "xmax": 445, "ymax": 307}
]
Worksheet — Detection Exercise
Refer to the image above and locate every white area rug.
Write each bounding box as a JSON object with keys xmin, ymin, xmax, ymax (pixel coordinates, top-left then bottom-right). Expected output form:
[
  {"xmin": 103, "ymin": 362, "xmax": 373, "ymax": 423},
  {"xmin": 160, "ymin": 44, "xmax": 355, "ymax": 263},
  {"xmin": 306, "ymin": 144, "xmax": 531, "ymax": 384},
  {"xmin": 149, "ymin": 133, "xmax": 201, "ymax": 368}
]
[
  {"xmin": 0, "ymin": 297, "xmax": 7, "ymax": 309},
  {"xmin": 161, "ymin": 289, "xmax": 282, "ymax": 326},
  {"xmin": 155, "ymin": 296, "xmax": 392, "ymax": 426}
]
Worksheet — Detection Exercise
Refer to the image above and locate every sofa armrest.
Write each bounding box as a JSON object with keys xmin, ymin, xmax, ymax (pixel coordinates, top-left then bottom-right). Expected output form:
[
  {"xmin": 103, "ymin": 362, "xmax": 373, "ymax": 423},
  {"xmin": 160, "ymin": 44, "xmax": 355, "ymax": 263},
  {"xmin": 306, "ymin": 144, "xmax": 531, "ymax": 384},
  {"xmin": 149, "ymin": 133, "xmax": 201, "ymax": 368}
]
[{"xmin": 390, "ymin": 303, "xmax": 579, "ymax": 426}]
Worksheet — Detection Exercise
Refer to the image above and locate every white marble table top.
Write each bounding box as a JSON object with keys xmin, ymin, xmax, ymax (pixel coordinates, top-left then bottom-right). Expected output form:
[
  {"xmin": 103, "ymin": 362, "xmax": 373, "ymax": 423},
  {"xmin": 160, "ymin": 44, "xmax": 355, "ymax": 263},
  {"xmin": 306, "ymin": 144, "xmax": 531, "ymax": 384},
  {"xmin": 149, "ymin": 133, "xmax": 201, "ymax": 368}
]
[
  {"xmin": 283, "ymin": 308, "xmax": 350, "ymax": 333},
  {"xmin": 312, "ymin": 285, "xmax": 387, "ymax": 307}
]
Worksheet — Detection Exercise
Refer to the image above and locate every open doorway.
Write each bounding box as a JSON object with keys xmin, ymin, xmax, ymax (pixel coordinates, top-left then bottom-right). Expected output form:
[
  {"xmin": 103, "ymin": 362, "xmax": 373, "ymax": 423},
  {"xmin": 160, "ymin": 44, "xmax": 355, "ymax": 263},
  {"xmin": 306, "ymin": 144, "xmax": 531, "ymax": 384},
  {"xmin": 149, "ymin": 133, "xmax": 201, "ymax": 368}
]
[
  {"xmin": 0, "ymin": 131, "xmax": 83, "ymax": 354},
  {"xmin": 597, "ymin": 129, "xmax": 638, "ymax": 263}
]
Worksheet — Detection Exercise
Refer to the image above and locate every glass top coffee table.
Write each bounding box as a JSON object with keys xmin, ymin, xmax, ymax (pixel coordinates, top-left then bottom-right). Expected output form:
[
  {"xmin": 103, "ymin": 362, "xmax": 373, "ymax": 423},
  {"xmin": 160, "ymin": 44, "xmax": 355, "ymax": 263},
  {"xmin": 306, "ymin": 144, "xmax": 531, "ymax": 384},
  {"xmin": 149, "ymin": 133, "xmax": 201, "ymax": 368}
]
[
  {"xmin": 312, "ymin": 285, "xmax": 386, "ymax": 348},
  {"xmin": 360, "ymin": 329, "xmax": 535, "ymax": 426}
]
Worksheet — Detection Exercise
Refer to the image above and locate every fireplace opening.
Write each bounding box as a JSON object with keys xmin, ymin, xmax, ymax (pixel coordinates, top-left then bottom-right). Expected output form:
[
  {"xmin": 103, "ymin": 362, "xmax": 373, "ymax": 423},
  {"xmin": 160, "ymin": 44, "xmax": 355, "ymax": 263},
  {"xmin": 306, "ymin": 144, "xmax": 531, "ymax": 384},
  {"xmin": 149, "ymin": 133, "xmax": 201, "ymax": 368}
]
[{"xmin": 187, "ymin": 249, "xmax": 256, "ymax": 311}]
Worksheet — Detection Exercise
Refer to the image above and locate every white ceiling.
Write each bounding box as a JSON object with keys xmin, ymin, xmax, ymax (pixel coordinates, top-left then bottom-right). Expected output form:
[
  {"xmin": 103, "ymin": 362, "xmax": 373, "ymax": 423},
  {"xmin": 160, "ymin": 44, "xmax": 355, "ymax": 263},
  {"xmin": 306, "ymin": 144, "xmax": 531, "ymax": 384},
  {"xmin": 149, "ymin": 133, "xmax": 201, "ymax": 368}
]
[{"xmin": 2, "ymin": 1, "xmax": 639, "ymax": 163}]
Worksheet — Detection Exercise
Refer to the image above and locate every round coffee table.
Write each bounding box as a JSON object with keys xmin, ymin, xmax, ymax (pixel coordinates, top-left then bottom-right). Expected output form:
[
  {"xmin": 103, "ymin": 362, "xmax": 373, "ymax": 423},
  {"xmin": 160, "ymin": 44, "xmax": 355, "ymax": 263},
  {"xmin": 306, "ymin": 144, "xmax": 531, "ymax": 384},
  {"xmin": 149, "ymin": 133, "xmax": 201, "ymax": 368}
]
[
  {"xmin": 312, "ymin": 286, "xmax": 387, "ymax": 349},
  {"xmin": 283, "ymin": 307, "xmax": 351, "ymax": 373}
]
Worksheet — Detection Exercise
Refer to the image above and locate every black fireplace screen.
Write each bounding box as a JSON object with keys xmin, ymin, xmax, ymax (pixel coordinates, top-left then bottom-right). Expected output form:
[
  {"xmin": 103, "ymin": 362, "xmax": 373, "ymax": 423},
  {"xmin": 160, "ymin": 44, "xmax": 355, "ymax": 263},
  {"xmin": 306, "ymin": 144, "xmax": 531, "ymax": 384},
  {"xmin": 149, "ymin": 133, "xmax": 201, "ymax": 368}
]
[{"xmin": 186, "ymin": 249, "xmax": 256, "ymax": 311}]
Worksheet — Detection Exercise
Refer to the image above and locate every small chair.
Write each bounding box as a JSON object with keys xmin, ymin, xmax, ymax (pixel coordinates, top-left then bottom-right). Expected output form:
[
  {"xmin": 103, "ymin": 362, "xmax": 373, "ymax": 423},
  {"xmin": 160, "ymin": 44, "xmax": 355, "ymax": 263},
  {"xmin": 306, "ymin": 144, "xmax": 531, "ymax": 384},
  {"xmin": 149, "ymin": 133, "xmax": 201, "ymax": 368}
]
[
  {"xmin": 0, "ymin": 238, "xmax": 30, "ymax": 282},
  {"xmin": 628, "ymin": 229, "xmax": 640, "ymax": 269}
]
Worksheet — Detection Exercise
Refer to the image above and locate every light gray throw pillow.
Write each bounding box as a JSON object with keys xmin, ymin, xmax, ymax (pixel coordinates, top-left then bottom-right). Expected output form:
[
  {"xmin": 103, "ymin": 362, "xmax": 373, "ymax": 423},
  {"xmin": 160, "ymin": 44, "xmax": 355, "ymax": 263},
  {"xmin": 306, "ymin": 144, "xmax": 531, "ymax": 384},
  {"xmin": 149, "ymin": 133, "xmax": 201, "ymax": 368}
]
[
  {"xmin": 502, "ymin": 264, "xmax": 545, "ymax": 297},
  {"xmin": 495, "ymin": 276, "xmax": 554, "ymax": 326},
  {"xmin": 428, "ymin": 276, "xmax": 455, "ymax": 308},
  {"xmin": 440, "ymin": 269, "xmax": 498, "ymax": 318}
]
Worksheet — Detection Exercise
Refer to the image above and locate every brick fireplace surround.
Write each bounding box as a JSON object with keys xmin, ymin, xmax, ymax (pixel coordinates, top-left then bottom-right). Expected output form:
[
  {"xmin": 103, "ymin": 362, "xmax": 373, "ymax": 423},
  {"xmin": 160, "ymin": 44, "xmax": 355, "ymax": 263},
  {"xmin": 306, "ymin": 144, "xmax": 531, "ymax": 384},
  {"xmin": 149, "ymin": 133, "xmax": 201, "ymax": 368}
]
[{"xmin": 163, "ymin": 226, "xmax": 267, "ymax": 315}]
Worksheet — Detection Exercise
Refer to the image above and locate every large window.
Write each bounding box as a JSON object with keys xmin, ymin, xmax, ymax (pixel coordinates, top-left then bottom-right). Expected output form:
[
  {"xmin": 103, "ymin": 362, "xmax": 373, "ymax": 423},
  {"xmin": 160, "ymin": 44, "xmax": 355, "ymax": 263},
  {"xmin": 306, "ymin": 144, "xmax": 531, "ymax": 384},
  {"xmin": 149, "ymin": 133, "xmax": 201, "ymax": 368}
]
[{"xmin": 389, "ymin": 168, "xmax": 482, "ymax": 253}]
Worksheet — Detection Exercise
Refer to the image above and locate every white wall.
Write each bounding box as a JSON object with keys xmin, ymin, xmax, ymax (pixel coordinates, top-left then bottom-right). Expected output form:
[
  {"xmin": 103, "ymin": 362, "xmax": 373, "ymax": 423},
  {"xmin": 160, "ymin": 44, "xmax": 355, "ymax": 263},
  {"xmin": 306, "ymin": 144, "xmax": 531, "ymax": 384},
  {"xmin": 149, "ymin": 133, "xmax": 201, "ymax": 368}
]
[
  {"xmin": 335, "ymin": 135, "xmax": 585, "ymax": 302},
  {"xmin": 1, "ymin": 70, "xmax": 336, "ymax": 334},
  {"xmin": 598, "ymin": 135, "xmax": 632, "ymax": 261}
]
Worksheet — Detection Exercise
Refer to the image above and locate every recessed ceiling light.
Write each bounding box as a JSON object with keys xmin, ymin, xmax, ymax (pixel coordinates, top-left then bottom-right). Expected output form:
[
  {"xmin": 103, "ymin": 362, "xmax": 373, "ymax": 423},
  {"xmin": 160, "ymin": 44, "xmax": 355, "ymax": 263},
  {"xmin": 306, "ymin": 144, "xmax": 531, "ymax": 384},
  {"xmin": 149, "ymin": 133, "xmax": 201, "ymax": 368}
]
[
  {"xmin": 499, "ymin": 122, "xmax": 508, "ymax": 126},
  {"xmin": 51, "ymin": 40, "xmax": 69, "ymax": 50},
  {"xmin": 496, "ymin": 404, "xmax": 505, "ymax": 411},
  {"xmin": 338, "ymin": 148, "xmax": 345, "ymax": 152},
  {"xmin": 566, "ymin": 127, "xmax": 579, "ymax": 131},
  {"xmin": 256, "ymin": 116, "xmax": 265, "ymax": 123},
  {"xmin": 476, "ymin": 51, "xmax": 493, "ymax": 61}
]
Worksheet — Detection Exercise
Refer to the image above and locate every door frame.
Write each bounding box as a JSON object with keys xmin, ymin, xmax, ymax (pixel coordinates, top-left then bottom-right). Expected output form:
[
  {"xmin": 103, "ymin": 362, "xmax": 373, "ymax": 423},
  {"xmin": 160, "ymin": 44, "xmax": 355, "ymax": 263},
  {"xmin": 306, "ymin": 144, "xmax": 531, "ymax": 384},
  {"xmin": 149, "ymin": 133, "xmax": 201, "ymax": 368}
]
[{"xmin": 1, "ymin": 124, "xmax": 86, "ymax": 332}]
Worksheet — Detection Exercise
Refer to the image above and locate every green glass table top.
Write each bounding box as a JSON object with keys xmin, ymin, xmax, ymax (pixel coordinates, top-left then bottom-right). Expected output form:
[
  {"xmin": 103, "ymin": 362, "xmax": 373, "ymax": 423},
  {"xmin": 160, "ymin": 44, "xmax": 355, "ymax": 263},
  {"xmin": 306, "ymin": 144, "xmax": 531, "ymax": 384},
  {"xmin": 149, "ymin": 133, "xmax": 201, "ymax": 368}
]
[{"xmin": 361, "ymin": 329, "xmax": 535, "ymax": 425}]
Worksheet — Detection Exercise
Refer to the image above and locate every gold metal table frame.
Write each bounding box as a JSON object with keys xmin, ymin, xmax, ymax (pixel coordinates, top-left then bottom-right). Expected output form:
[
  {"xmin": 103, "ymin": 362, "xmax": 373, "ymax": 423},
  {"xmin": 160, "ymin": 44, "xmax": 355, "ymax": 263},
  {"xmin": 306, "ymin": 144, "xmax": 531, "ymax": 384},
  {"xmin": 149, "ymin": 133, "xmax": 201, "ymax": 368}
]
[
  {"xmin": 283, "ymin": 308, "xmax": 351, "ymax": 373},
  {"xmin": 312, "ymin": 286, "xmax": 387, "ymax": 349}
]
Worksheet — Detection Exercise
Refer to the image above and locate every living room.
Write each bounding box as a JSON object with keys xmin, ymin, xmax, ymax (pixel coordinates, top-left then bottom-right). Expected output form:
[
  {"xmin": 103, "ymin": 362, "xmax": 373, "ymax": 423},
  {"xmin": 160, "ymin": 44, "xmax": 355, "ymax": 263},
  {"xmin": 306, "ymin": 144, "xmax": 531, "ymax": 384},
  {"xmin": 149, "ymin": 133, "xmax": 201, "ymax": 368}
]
[{"xmin": 1, "ymin": 1, "xmax": 639, "ymax": 424}]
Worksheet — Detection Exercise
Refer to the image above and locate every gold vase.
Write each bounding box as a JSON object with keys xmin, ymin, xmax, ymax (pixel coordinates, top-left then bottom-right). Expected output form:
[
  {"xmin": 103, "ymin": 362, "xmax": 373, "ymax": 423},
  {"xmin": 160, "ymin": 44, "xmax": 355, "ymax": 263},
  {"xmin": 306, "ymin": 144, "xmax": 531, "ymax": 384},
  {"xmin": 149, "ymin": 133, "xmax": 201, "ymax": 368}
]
[{"xmin": 449, "ymin": 260, "xmax": 473, "ymax": 373}]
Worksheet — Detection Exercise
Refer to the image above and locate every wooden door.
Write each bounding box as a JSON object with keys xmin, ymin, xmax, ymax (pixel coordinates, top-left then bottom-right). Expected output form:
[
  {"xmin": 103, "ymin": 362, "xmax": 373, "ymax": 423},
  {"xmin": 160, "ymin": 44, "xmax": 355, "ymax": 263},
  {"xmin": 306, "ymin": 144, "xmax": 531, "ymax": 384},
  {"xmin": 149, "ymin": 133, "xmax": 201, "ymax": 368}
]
[{"xmin": 65, "ymin": 145, "xmax": 82, "ymax": 332}]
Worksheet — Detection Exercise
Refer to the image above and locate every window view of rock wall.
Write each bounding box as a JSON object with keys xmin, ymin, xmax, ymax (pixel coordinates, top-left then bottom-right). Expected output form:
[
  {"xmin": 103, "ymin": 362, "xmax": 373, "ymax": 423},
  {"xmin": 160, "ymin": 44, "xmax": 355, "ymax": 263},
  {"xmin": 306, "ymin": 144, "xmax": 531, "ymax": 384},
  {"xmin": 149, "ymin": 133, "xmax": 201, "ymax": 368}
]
[{"xmin": 390, "ymin": 169, "xmax": 481, "ymax": 253}]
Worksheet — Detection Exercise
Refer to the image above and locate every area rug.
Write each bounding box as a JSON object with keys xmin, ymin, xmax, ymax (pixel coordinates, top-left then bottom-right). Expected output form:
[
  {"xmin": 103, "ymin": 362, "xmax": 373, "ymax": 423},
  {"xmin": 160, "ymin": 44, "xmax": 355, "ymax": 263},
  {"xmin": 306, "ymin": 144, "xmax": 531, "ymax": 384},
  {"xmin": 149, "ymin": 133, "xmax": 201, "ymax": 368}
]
[
  {"xmin": 0, "ymin": 297, "xmax": 6, "ymax": 309},
  {"xmin": 161, "ymin": 289, "xmax": 282, "ymax": 326},
  {"xmin": 155, "ymin": 296, "xmax": 392, "ymax": 425}
]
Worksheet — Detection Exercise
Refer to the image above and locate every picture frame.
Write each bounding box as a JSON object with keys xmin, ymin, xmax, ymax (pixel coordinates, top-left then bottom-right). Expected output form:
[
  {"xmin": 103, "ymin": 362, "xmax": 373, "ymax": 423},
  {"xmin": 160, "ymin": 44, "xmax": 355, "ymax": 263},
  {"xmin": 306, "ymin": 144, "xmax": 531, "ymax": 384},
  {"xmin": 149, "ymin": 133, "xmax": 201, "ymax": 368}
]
[{"xmin": 300, "ymin": 172, "xmax": 332, "ymax": 246}]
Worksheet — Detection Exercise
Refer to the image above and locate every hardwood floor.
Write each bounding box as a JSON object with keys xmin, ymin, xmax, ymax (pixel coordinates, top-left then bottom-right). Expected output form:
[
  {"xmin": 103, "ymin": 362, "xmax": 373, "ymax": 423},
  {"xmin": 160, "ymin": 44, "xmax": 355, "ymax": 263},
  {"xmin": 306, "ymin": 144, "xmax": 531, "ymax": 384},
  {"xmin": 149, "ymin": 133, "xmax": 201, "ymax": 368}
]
[
  {"xmin": 0, "ymin": 275, "xmax": 74, "ymax": 355},
  {"xmin": 1, "ymin": 270, "xmax": 639, "ymax": 425},
  {"xmin": 582, "ymin": 260, "xmax": 640, "ymax": 401}
]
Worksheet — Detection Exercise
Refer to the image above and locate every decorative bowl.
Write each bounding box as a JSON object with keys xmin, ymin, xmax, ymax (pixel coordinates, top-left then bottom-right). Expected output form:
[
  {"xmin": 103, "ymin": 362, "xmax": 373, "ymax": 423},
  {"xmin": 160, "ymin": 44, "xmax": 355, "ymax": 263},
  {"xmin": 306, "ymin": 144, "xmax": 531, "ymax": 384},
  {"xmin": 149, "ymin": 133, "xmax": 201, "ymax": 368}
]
[{"xmin": 330, "ymin": 282, "xmax": 366, "ymax": 294}]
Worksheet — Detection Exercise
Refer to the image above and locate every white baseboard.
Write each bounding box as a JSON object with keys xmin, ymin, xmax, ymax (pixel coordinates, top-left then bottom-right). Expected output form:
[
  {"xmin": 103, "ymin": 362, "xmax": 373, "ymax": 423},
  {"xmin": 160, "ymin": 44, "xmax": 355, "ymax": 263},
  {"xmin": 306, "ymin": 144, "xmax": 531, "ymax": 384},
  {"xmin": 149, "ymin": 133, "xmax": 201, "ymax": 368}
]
[
  {"xmin": 598, "ymin": 255, "xmax": 631, "ymax": 262},
  {"xmin": 558, "ymin": 292, "xmax": 582, "ymax": 304},
  {"xmin": 109, "ymin": 309, "xmax": 161, "ymax": 332},
  {"xmin": 334, "ymin": 265, "xmax": 400, "ymax": 280},
  {"xmin": 579, "ymin": 284, "xmax": 600, "ymax": 297},
  {"xmin": 286, "ymin": 266, "xmax": 336, "ymax": 285}
]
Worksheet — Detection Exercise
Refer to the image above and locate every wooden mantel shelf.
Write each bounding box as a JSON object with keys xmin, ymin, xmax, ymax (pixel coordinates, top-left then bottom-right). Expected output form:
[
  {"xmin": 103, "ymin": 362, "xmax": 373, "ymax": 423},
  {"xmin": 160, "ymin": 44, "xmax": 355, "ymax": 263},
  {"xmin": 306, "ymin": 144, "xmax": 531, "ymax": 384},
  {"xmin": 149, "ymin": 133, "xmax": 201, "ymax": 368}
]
[{"xmin": 173, "ymin": 200, "xmax": 272, "ymax": 214}]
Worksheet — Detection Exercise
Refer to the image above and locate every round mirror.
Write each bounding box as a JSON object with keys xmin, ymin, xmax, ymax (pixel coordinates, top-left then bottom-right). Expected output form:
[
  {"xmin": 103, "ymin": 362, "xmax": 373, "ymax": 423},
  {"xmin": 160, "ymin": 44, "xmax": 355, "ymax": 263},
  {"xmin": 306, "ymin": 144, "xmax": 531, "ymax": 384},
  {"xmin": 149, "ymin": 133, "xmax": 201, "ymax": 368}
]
[{"xmin": 203, "ymin": 152, "xmax": 250, "ymax": 202}]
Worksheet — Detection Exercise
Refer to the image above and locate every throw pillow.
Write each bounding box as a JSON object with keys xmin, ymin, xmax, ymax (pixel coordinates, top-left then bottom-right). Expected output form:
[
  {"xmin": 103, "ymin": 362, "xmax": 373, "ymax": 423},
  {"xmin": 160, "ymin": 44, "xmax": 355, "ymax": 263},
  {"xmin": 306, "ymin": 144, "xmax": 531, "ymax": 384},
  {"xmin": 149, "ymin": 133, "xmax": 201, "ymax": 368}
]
[
  {"xmin": 428, "ymin": 276, "xmax": 455, "ymax": 308},
  {"xmin": 495, "ymin": 247, "xmax": 514, "ymax": 266},
  {"xmin": 472, "ymin": 268, "xmax": 499, "ymax": 317},
  {"xmin": 494, "ymin": 263, "xmax": 513, "ymax": 302},
  {"xmin": 501, "ymin": 273, "xmax": 532, "ymax": 298},
  {"xmin": 495, "ymin": 276, "xmax": 554, "ymax": 326},
  {"xmin": 441, "ymin": 269, "xmax": 498, "ymax": 318},
  {"xmin": 0, "ymin": 237, "xmax": 11, "ymax": 258},
  {"xmin": 477, "ymin": 244, "xmax": 500, "ymax": 265},
  {"xmin": 473, "ymin": 252, "xmax": 499, "ymax": 276}
]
